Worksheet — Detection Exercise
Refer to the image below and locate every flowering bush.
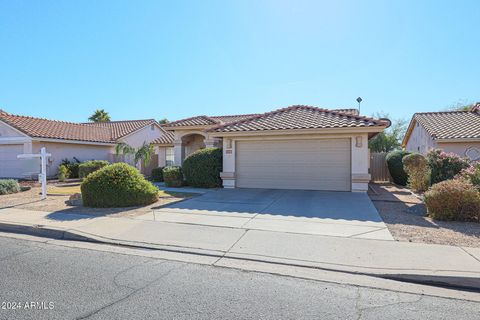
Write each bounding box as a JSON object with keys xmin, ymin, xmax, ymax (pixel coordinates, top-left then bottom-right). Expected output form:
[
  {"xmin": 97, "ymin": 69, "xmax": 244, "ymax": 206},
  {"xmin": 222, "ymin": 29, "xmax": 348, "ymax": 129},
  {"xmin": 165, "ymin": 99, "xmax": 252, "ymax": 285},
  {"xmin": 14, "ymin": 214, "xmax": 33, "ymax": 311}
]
[
  {"xmin": 426, "ymin": 149, "xmax": 470, "ymax": 184},
  {"xmin": 424, "ymin": 179, "xmax": 480, "ymax": 222},
  {"xmin": 402, "ymin": 153, "xmax": 430, "ymax": 193},
  {"xmin": 456, "ymin": 163, "xmax": 480, "ymax": 189}
]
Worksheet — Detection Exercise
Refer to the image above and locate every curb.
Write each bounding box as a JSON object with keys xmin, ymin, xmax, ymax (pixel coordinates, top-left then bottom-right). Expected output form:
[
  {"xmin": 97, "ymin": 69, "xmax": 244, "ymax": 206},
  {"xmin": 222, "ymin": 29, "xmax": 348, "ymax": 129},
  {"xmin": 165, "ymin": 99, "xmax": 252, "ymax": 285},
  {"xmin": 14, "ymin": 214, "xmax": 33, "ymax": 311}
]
[
  {"xmin": 0, "ymin": 222, "xmax": 100, "ymax": 243},
  {"xmin": 0, "ymin": 221, "xmax": 479, "ymax": 293}
]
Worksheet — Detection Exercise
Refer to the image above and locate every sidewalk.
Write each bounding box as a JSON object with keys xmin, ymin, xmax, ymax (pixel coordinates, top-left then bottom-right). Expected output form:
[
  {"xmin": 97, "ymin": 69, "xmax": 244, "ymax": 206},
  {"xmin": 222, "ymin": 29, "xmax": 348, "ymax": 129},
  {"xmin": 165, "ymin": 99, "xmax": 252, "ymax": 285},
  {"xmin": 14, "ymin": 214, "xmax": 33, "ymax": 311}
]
[{"xmin": 0, "ymin": 207, "xmax": 479, "ymax": 291}]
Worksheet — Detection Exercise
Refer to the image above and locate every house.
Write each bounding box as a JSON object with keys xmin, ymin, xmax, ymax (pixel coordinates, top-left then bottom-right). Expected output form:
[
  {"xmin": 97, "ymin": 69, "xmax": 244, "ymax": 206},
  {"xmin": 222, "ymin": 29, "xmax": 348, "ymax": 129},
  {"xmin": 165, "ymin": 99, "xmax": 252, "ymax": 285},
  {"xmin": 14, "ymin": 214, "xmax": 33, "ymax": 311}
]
[
  {"xmin": 402, "ymin": 103, "xmax": 480, "ymax": 160},
  {"xmin": 154, "ymin": 105, "xmax": 389, "ymax": 192},
  {"xmin": 0, "ymin": 109, "xmax": 165, "ymax": 178}
]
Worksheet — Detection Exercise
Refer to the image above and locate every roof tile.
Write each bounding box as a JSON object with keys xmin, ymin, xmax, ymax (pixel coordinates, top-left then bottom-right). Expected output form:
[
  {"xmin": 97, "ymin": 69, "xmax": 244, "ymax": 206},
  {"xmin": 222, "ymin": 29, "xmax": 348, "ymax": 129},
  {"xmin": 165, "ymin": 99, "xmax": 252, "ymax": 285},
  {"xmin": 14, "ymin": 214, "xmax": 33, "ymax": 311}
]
[
  {"xmin": 151, "ymin": 131, "xmax": 175, "ymax": 145},
  {"xmin": 0, "ymin": 111, "xmax": 158, "ymax": 143},
  {"xmin": 209, "ymin": 105, "xmax": 387, "ymax": 132},
  {"xmin": 413, "ymin": 109, "xmax": 480, "ymax": 140}
]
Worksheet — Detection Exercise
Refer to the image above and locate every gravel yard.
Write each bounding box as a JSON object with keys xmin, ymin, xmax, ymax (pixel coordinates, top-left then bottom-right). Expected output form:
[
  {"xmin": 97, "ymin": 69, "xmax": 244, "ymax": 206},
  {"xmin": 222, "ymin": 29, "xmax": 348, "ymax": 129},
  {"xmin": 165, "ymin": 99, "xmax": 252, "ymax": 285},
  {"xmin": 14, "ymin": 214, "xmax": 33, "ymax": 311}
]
[
  {"xmin": 369, "ymin": 183, "xmax": 480, "ymax": 248},
  {"xmin": 0, "ymin": 181, "xmax": 196, "ymax": 218}
]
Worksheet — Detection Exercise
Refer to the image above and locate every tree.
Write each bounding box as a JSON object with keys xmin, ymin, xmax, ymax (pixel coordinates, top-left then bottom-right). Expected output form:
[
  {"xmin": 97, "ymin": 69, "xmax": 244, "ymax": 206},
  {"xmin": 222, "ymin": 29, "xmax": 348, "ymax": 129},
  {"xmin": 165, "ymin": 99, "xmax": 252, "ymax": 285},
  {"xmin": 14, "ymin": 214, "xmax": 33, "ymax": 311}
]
[
  {"xmin": 115, "ymin": 142, "xmax": 155, "ymax": 168},
  {"xmin": 88, "ymin": 109, "xmax": 111, "ymax": 122},
  {"xmin": 368, "ymin": 112, "xmax": 407, "ymax": 153},
  {"xmin": 158, "ymin": 118, "xmax": 169, "ymax": 124},
  {"xmin": 446, "ymin": 99, "xmax": 473, "ymax": 111}
]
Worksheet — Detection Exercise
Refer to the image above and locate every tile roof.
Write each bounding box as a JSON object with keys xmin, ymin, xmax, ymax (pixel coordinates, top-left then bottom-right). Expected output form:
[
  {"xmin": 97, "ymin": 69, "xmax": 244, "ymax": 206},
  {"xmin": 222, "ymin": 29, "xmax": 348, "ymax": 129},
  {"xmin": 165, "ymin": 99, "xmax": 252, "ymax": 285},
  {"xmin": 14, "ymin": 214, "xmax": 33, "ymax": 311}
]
[
  {"xmin": 82, "ymin": 119, "xmax": 158, "ymax": 140},
  {"xmin": 151, "ymin": 130, "xmax": 175, "ymax": 145},
  {"xmin": 210, "ymin": 114, "xmax": 260, "ymax": 123},
  {"xmin": 208, "ymin": 105, "xmax": 388, "ymax": 133},
  {"xmin": 411, "ymin": 108, "xmax": 480, "ymax": 140},
  {"xmin": 165, "ymin": 114, "xmax": 259, "ymax": 127},
  {"xmin": 331, "ymin": 108, "xmax": 359, "ymax": 116},
  {"xmin": 0, "ymin": 110, "xmax": 158, "ymax": 143},
  {"xmin": 165, "ymin": 115, "xmax": 220, "ymax": 127}
]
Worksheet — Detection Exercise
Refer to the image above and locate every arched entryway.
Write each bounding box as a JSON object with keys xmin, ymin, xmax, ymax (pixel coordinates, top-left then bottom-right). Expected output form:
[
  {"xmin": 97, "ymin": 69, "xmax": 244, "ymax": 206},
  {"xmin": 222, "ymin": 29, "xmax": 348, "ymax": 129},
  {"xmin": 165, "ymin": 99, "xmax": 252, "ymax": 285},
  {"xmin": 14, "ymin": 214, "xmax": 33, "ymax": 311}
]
[
  {"xmin": 182, "ymin": 133, "xmax": 206, "ymax": 159},
  {"xmin": 172, "ymin": 131, "xmax": 221, "ymax": 165}
]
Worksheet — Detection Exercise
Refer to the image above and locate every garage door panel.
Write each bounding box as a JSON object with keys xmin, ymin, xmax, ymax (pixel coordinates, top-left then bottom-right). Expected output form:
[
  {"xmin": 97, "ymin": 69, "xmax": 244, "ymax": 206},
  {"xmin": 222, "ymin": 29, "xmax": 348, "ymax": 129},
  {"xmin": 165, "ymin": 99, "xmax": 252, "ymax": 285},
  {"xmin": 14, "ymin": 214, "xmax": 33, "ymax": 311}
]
[{"xmin": 236, "ymin": 139, "xmax": 351, "ymax": 191}]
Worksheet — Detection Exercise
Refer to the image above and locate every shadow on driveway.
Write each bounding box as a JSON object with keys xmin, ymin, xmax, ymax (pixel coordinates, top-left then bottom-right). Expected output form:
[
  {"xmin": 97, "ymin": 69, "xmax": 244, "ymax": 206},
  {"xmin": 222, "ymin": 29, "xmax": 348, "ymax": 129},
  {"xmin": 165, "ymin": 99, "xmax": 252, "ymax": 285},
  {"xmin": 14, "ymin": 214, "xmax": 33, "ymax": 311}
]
[{"xmin": 162, "ymin": 188, "xmax": 384, "ymax": 223}]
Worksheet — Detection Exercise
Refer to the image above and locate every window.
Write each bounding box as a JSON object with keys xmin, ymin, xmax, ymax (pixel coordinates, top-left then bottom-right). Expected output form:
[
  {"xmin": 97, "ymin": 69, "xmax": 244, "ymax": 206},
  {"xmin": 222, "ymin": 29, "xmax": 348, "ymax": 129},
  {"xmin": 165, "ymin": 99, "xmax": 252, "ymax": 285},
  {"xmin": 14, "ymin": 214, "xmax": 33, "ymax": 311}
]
[
  {"xmin": 166, "ymin": 147, "xmax": 174, "ymax": 166},
  {"xmin": 150, "ymin": 124, "xmax": 155, "ymax": 131}
]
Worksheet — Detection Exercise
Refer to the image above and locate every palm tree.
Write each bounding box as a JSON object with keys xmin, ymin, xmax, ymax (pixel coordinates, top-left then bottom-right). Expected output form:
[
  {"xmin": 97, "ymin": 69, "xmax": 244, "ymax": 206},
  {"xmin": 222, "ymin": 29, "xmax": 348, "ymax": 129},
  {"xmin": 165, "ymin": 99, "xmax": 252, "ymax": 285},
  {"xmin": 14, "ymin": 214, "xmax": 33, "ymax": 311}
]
[
  {"xmin": 88, "ymin": 109, "xmax": 111, "ymax": 122},
  {"xmin": 115, "ymin": 142, "xmax": 155, "ymax": 168}
]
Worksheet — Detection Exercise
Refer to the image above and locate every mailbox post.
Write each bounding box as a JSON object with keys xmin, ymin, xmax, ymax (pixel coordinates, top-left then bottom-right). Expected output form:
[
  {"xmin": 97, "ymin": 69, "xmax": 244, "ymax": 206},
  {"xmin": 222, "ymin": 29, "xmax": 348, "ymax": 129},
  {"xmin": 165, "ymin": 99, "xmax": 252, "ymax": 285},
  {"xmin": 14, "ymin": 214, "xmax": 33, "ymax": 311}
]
[{"xmin": 17, "ymin": 147, "xmax": 51, "ymax": 199}]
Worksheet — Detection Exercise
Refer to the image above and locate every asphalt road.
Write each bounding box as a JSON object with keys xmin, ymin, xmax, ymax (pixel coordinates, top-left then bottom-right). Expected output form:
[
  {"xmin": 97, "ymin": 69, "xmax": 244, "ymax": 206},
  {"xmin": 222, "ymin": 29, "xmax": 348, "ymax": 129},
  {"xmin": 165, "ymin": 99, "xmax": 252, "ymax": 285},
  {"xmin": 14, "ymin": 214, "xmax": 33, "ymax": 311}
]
[{"xmin": 0, "ymin": 236, "xmax": 478, "ymax": 320}]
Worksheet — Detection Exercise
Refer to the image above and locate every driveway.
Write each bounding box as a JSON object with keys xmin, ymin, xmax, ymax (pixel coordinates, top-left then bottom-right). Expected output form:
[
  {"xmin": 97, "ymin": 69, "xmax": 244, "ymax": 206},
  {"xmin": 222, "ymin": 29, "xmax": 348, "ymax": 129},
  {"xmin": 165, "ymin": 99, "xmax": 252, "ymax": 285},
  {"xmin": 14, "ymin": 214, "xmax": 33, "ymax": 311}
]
[{"xmin": 150, "ymin": 189, "xmax": 393, "ymax": 240}]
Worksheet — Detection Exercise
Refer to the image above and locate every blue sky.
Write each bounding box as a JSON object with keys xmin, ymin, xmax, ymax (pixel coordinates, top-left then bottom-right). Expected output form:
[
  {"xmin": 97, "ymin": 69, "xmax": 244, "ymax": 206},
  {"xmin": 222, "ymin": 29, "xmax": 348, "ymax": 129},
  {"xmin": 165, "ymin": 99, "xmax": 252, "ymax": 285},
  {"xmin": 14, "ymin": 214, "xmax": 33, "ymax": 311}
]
[{"xmin": 0, "ymin": 0, "xmax": 479, "ymax": 123}]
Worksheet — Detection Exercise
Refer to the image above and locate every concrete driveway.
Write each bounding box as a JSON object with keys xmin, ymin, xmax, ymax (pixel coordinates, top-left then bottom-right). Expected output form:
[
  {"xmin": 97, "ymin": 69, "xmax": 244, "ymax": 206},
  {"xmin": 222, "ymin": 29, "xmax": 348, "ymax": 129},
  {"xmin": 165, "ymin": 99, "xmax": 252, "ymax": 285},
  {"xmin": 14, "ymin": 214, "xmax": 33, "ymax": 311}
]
[{"xmin": 150, "ymin": 189, "xmax": 393, "ymax": 240}]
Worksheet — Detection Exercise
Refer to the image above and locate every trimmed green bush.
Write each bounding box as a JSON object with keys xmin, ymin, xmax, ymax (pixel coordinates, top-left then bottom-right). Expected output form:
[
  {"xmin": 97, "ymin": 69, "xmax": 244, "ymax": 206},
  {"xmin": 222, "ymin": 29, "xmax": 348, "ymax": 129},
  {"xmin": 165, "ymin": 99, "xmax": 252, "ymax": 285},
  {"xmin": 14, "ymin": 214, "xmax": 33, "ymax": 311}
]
[
  {"xmin": 79, "ymin": 160, "xmax": 110, "ymax": 179},
  {"xmin": 427, "ymin": 149, "xmax": 470, "ymax": 184},
  {"xmin": 386, "ymin": 150, "xmax": 411, "ymax": 186},
  {"xmin": 0, "ymin": 179, "xmax": 20, "ymax": 195},
  {"xmin": 58, "ymin": 165, "xmax": 69, "ymax": 182},
  {"xmin": 402, "ymin": 153, "xmax": 430, "ymax": 193},
  {"xmin": 424, "ymin": 179, "xmax": 480, "ymax": 222},
  {"xmin": 61, "ymin": 158, "xmax": 81, "ymax": 178},
  {"xmin": 163, "ymin": 166, "xmax": 183, "ymax": 187},
  {"xmin": 182, "ymin": 148, "xmax": 222, "ymax": 188},
  {"xmin": 81, "ymin": 163, "xmax": 158, "ymax": 208},
  {"xmin": 151, "ymin": 167, "xmax": 164, "ymax": 182}
]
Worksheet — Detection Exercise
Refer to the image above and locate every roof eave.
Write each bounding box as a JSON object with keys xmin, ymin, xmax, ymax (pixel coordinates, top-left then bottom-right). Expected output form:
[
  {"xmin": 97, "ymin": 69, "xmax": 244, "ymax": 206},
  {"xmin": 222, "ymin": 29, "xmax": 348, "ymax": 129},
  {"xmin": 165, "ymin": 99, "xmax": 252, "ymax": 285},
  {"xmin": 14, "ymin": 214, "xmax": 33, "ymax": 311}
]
[
  {"xmin": 161, "ymin": 124, "xmax": 213, "ymax": 131},
  {"xmin": 435, "ymin": 137, "xmax": 480, "ymax": 143},
  {"xmin": 401, "ymin": 116, "xmax": 418, "ymax": 148},
  {"xmin": 209, "ymin": 126, "xmax": 386, "ymax": 138},
  {"xmin": 31, "ymin": 137, "xmax": 115, "ymax": 146}
]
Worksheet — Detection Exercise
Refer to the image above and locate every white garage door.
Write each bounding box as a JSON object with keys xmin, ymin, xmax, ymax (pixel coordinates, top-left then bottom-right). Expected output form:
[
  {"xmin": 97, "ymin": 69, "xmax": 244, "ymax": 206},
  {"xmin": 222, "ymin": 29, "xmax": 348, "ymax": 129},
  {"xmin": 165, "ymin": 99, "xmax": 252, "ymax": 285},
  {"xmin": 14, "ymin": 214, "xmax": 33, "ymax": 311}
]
[
  {"xmin": 0, "ymin": 144, "xmax": 24, "ymax": 178},
  {"xmin": 236, "ymin": 139, "xmax": 351, "ymax": 191}
]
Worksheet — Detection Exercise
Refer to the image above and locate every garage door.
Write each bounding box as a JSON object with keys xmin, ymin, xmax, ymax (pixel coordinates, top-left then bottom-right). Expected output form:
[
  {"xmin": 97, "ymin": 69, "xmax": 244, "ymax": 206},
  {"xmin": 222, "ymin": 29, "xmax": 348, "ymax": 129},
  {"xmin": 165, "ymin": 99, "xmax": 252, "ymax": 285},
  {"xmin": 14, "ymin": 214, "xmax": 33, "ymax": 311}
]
[
  {"xmin": 236, "ymin": 139, "xmax": 351, "ymax": 191},
  {"xmin": 0, "ymin": 144, "xmax": 24, "ymax": 178}
]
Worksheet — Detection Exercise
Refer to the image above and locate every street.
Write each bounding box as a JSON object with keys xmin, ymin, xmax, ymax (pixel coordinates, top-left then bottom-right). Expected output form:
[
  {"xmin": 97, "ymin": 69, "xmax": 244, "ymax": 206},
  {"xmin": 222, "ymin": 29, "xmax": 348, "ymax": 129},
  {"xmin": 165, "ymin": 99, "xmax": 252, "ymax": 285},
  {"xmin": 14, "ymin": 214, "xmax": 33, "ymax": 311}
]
[{"xmin": 0, "ymin": 235, "xmax": 478, "ymax": 320}]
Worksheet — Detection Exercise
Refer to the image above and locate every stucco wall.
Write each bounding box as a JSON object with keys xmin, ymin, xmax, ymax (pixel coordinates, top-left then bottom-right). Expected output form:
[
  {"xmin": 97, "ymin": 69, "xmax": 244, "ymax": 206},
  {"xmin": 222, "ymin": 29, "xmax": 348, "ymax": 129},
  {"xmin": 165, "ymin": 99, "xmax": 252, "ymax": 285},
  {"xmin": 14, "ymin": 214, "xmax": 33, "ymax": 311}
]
[
  {"xmin": 120, "ymin": 125, "xmax": 163, "ymax": 148},
  {"xmin": 220, "ymin": 132, "xmax": 371, "ymax": 192},
  {"xmin": 436, "ymin": 142, "xmax": 480, "ymax": 160},
  {"xmin": 405, "ymin": 122, "xmax": 436, "ymax": 154},
  {"xmin": 0, "ymin": 122, "xmax": 25, "ymax": 138},
  {"xmin": 32, "ymin": 141, "xmax": 114, "ymax": 176}
]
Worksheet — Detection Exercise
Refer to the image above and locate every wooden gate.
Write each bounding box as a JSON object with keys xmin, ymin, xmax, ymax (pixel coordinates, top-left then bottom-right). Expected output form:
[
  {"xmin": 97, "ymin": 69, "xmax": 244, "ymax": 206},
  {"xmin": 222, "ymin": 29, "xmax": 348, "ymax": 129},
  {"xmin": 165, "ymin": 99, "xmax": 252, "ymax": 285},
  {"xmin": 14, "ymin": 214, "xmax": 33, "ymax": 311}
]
[{"xmin": 370, "ymin": 152, "xmax": 391, "ymax": 182}]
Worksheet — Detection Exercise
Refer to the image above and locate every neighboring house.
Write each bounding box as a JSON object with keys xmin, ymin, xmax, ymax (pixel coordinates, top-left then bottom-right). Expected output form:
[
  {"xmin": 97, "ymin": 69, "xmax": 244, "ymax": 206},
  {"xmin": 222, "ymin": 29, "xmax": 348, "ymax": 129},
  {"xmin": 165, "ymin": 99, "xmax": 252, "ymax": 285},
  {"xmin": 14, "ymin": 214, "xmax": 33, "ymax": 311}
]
[
  {"xmin": 402, "ymin": 103, "xmax": 480, "ymax": 161},
  {"xmin": 0, "ymin": 109, "xmax": 165, "ymax": 178},
  {"xmin": 155, "ymin": 106, "xmax": 389, "ymax": 192}
]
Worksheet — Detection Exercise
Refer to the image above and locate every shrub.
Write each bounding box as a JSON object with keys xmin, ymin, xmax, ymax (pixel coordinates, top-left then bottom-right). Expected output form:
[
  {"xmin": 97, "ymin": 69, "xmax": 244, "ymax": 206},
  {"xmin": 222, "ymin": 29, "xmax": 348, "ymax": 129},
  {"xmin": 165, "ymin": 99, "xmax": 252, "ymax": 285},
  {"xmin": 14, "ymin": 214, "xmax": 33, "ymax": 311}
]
[
  {"xmin": 456, "ymin": 163, "xmax": 480, "ymax": 189},
  {"xmin": 79, "ymin": 160, "xmax": 110, "ymax": 179},
  {"xmin": 182, "ymin": 148, "xmax": 223, "ymax": 188},
  {"xmin": 0, "ymin": 179, "xmax": 21, "ymax": 195},
  {"xmin": 151, "ymin": 167, "xmax": 164, "ymax": 182},
  {"xmin": 424, "ymin": 179, "xmax": 480, "ymax": 222},
  {"xmin": 427, "ymin": 149, "xmax": 470, "ymax": 184},
  {"xmin": 163, "ymin": 166, "xmax": 183, "ymax": 187},
  {"xmin": 81, "ymin": 163, "xmax": 158, "ymax": 208},
  {"xmin": 61, "ymin": 158, "xmax": 81, "ymax": 178},
  {"xmin": 58, "ymin": 165, "xmax": 69, "ymax": 182},
  {"xmin": 386, "ymin": 150, "xmax": 411, "ymax": 185},
  {"xmin": 402, "ymin": 153, "xmax": 430, "ymax": 193}
]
